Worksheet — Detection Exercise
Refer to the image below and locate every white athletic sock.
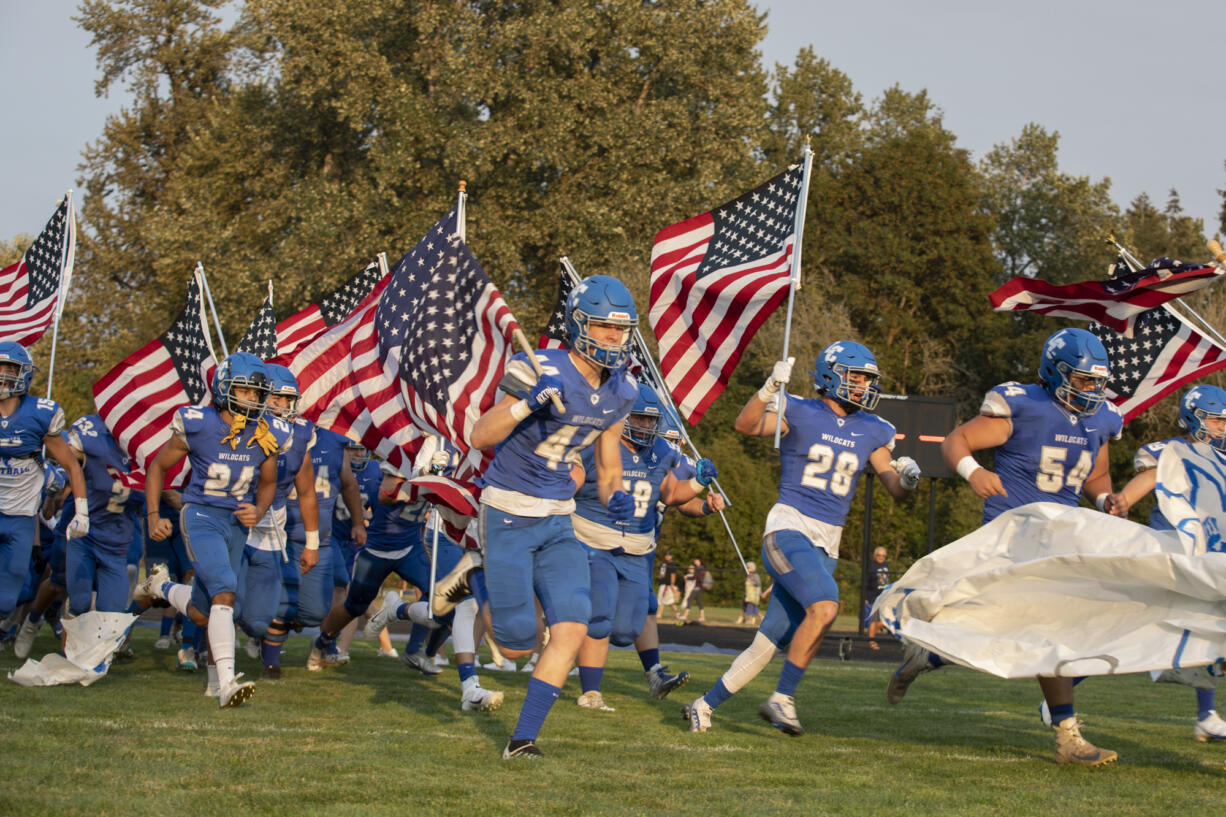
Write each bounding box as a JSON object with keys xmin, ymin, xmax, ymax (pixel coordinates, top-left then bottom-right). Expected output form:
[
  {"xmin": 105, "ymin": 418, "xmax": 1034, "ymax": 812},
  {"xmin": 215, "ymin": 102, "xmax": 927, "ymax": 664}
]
[
  {"xmin": 721, "ymin": 631, "xmax": 778, "ymax": 694},
  {"xmin": 166, "ymin": 584, "xmax": 193, "ymax": 616},
  {"xmin": 208, "ymin": 604, "xmax": 237, "ymax": 687},
  {"xmin": 453, "ymin": 598, "xmax": 478, "ymax": 655}
]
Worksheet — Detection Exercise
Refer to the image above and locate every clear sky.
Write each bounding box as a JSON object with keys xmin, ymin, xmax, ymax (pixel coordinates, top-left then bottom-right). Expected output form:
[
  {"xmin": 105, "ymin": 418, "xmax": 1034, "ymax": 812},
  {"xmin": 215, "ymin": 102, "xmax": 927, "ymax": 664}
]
[{"xmin": 3, "ymin": 1, "xmax": 1223, "ymax": 242}]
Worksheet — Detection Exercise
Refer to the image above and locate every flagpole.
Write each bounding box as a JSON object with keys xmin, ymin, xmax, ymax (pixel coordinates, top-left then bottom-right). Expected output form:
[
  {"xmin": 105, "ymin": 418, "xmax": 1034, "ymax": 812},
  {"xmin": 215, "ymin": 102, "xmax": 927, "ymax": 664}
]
[
  {"xmin": 44, "ymin": 191, "xmax": 76, "ymax": 399},
  {"xmin": 196, "ymin": 262, "xmax": 229, "ymax": 358},
  {"xmin": 559, "ymin": 256, "xmax": 747, "ymax": 573},
  {"xmin": 774, "ymin": 144, "xmax": 815, "ymax": 450},
  {"xmin": 1106, "ymin": 235, "xmax": 1226, "ymax": 349},
  {"xmin": 457, "ymin": 181, "xmax": 467, "ymax": 243}
]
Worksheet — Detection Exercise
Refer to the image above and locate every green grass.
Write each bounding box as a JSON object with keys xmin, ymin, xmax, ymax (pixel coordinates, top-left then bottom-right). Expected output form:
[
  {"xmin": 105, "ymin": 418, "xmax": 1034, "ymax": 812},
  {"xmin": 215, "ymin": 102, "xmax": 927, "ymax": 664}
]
[{"xmin": 2, "ymin": 627, "xmax": 1223, "ymax": 817}]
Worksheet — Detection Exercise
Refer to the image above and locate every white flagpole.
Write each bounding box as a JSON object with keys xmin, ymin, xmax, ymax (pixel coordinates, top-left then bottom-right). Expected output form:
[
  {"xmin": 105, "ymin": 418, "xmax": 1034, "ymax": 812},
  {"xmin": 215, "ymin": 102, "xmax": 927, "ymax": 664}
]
[
  {"xmin": 1107, "ymin": 235, "xmax": 1226, "ymax": 349},
  {"xmin": 457, "ymin": 181, "xmax": 467, "ymax": 242},
  {"xmin": 196, "ymin": 261, "xmax": 229, "ymax": 358},
  {"xmin": 559, "ymin": 256, "xmax": 748, "ymax": 573},
  {"xmin": 774, "ymin": 145, "xmax": 815, "ymax": 449},
  {"xmin": 44, "ymin": 191, "xmax": 76, "ymax": 399}
]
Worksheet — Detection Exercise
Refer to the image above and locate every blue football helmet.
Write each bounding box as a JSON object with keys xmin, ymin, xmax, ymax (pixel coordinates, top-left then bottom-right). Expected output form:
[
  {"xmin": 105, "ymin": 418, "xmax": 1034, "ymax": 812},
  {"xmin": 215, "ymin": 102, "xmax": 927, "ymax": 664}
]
[
  {"xmin": 264, "ymin": 363, "xmax": 301, "ymax": 419},
  {"xmin": 565, "ymin": 275, "xmax": 637, "ymax": 369},
  {"xmin": 1179, "ymin": 385, "xmax": 1226, "ymax": 450},
  {"xmin": 623, "ymin": 382, "xmax": 663, "ymax": 448},
  {"xmin": 211, "ymin": 352, "xmax": 269, "ymax": 419},
  {"xmin": 346, "ymin": 441, "xmax": 371, "ymax": 471},
  {"xmin": 1038, "ymin": 328, "xmax": 1110, "ymax": 415},
  {"xmin": 0, "ymin": 341, "xmax": 34, "ymax": 400},
  {"xmin": 660, "ymin": 414, "xmax": 681, "ymax": 443},
  {"xmin": 813, "ymin": 341, "xmax": 881, "ymax": 412}
]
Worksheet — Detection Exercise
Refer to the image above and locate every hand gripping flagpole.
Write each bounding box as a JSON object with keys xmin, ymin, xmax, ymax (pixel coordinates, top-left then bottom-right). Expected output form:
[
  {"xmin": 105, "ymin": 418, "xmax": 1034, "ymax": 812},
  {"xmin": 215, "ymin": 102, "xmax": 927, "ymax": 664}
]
[
  {"xmin": 559, "ymin": 257, "xmax": 748, "ymax": 573},
  {"xmin": 774, "ymin": 144, "xmax": 815, "ymax": 450},
  {"xmin": 44, "ymin": 191, "xmax": 76, "ymax": 400},
  {"xmin": 1106, "ymin": 234, "xmax": 1226, "ymax": 349},
  {"xmin": 196, "ymin": 262, "xmax": 229, "ymax": 357}
]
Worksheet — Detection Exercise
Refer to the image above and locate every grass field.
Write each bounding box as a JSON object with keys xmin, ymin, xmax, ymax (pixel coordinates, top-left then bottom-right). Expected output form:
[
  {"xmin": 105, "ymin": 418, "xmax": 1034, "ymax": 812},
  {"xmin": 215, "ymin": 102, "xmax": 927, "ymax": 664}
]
[{"xmin": 2, "ymin": 624, "xmax": 1223, "ymax": 817}]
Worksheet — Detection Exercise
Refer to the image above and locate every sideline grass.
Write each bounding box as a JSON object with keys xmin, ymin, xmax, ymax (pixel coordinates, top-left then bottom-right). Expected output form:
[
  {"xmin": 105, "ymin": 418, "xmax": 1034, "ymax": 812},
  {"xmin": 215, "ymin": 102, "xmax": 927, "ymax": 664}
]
[{"xmin": 2, "ymin": 627, "xmax": 1222, "ymax": 817}]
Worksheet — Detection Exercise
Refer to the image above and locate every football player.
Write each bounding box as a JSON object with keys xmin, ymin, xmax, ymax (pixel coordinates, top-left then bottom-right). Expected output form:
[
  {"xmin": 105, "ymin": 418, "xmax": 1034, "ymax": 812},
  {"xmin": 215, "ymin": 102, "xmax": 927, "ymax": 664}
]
[
  {"xmin": 135, "ymin": 352, "xmax": 291, "ymax": 708},
  {"xmin": 686, "ymin": 341, "xmax": 919, "ymax": 736},
  {"xmin": 887, "ymin": 327, "xmax": 1127, "ymax": 765}
]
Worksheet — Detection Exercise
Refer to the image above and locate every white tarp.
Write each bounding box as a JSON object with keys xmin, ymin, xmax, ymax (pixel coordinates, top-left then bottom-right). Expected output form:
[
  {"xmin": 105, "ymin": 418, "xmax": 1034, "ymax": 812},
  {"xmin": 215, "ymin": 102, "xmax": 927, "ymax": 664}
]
[
  {"xmin": 874, "ymin": 440, "xmax": 1226, "ymax": 678},
  {"xmin": 8, "ymin": 611, "xmax": 136, "ymax": 687}
]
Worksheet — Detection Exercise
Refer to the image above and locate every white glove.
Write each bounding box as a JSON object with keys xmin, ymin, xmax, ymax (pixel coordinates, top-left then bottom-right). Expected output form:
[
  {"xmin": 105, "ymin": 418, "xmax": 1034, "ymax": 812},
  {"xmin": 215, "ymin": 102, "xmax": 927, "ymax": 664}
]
[
  {"xmin": 891, "ymin": 457, "xmax": 921, "ymax": 491},
  {"xmin": 430, "ymin": 449, "xmax": 451, "ymax": 474},
  {"xmin": 66, "ymin": 497, "xmax": 90, "ymax": 539},
  {"xmin": 758, "ymin": 357, "xmax": 795, "ymax": 401}
]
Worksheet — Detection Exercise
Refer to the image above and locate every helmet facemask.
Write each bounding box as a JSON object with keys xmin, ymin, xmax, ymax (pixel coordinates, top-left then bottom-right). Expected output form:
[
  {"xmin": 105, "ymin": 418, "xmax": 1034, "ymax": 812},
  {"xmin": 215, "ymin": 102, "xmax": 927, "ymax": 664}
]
[
  {"xmin": 1052, "ymin": 362, "xmax": 1107, "ymax": 415},
  {"xmin": 570, "ymin": 309, "xmax": 634, "ymax": 369},
  {"xmin": 826, "ymin": 364, "xmax": 881, "ymax": 412},
  {"xmin": 0, "ymin": 360, "xmax": 32, "ymax": 400},
  {"xmin": 622, "ymin": 408, "xmax": 661, "ymax": 448}
]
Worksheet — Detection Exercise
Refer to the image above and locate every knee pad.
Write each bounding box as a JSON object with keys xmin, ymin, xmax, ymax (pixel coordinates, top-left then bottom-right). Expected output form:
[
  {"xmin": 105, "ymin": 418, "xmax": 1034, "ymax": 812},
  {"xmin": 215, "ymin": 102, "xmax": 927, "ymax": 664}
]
[
  {"xmin": 587, "ymin": 616, "xmax": 613, "ymax": 641},
  {"xmin": 493, "ymin": 608, "xmax": 539, "ymax": 652}
]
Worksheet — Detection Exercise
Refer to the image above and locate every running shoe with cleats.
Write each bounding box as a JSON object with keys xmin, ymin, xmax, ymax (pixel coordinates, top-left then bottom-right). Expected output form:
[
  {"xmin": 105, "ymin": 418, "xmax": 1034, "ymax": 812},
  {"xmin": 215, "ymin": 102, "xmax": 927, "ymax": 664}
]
[
  {"xmin": 646, "ymin": 664, "xmax": 690, "ymax": 700},
  {"xmin": 244, "ymin": 637, "xmax": 261, "ymax": 660},
  {"xmin": 133, "ymin": 563, "xmax": 170, "ymax": 603},
  {"xmin": 402, "ymin": 650, "xmax": 442, "ymax": 676},
  {"xmin": 759, "ymin": 694, "xmax": 803, "ymax": 736},
  {"xmin": 502, "ymin": 738, "xmax": 543, "ymax": 759},
  {"xmin": 365, "ymin": 590, "xmax": 402, "ymax": 640},
  {"xmin": 576, "ymin": 691, "xmax": 616, "ymax": 712},
  {"xmin": 218, "ymin": 673, "xmax": 255, "ymax": 709},
  {"xmin": 13, "ymin": 617, "xmax": 40, "ymax": 659},
  {"xmin": 307, "ymin": 635, "xmax": 340, "ymax": 671},
  {"xmin": 177, "ymin": 646, "xmax": 198, "ymax": 672},
  {"xmin": 261, "ymin": 664, "xmax": 282, "ymax": 681},
  {"xmin": 154, "ymin": 634, "xmax": 171, "ymax": 651},
  {"xmin": 461, "ymin": 683, "xmax": 505, "ymax": 711},
  {"xmin": 1196, "ymin": 710, "xmax": 1226, "ymax": 742},
  {"xmin": 1053, "ymin": 717, "xmax": 1117, "ymax": 765},
  {"xmin": 683, "ymin": 697, "xmax": 712, "ymax": 732},
  {"xmin": 377, "ymin": 647, "xmax": 399, "ymax": 659},
  {"xmin": 886, "ymin": 642, "xmax": 936, "ymax": 704},
  {"xmin": 432, "ymin": 550, "xmax": 481, "ymax": 617}
]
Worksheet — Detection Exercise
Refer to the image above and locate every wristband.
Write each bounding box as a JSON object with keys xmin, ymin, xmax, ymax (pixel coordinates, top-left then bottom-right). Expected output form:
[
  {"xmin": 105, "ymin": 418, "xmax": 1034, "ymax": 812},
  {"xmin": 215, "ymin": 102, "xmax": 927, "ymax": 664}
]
[
  {"xmin": 1094, "ymin": 493, "xmax": 1109, "ymax": 512},
  {"xmin": 509, "ymin": 399, "xmax": 533, "ymax": 422},
  {"xmin": 75, "ymin": 497, "xmax": 89, "ymax": 516},
  {"xmin": 304, "ymin": 529, "xmax": 320, "ymax": 551},
  {"xmin": 955, "ymin": 456, "xmax": 981, "ymax": 482},
  {"xmin": 701, "ymin": 500, "xmax": 711, "ymax": 515}
]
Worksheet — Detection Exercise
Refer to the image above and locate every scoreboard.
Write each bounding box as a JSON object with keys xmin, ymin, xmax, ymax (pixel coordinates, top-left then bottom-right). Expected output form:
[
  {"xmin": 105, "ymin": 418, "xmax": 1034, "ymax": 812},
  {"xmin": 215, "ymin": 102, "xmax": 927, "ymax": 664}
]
[{"xmin": 874, "ymin": 394, "xmax": 959, "ymax": 479}]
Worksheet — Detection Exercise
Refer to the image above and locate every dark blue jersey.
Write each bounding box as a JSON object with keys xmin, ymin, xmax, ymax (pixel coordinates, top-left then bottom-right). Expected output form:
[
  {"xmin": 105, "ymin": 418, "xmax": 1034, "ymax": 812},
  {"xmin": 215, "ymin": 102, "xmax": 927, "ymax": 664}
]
[
  {"xmin": 173, "ymin": 406, "xmax": 292, "ymax": 510},
  {"xmin": 574, "ymin": 437, "xmax": 682, "ymax": 553},
  {"xmin": 287, "ymin": 425, "xmax": 348, "ymax": 536},
  {"xmin": 67, "ymin": 414, "xmax": 145, "ymax": 546}
]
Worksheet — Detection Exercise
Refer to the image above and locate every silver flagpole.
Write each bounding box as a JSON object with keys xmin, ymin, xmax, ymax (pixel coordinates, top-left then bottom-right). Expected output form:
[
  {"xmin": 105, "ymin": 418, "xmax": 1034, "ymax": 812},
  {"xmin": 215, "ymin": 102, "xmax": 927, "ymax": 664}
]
[
  {"xmin": 560, "ymin": 256, "xmax": 748, "ymax": 572},
  {"xmin": 44, "ymin": 191, "xmax": 76, "ymax": 399},
  {"xmin": 196, "ymin": 262, "xmax": 229, "ymax": 358},
  {"xmin": 1107, "ymin": 235, "xmax": 1226, "ymax": 349},
  {"xmin": 457, "ymin": 181, "xmax": 467, "ymax": 242},
  {"xmin": 774, "ymin": 145, "xmax": 815, "ymax": 449}
]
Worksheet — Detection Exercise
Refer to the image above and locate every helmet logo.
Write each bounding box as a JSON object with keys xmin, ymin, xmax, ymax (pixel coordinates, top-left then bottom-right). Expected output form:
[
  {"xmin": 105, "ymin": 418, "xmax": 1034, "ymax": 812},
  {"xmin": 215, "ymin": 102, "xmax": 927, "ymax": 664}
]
[{"xmin": 825, "ymin": 344, "xmax": 845, "ymax": 362}]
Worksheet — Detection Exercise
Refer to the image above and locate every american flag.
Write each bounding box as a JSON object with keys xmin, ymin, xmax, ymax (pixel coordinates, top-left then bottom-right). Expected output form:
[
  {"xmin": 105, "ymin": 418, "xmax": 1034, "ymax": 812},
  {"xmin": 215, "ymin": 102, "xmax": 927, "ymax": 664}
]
[
  {"xmin": 93, "ymin": 270, "xmax": 216, "ymax": 488},
  {"xmin": 275, "ymin": 259, "xmax": 386, "ymax": 358},
  {"xmin": 538, "ymin": 266, "xmax": 575, "ymax": 350},
  {"xmin": 990, "ymin": 257, "xmax": 1221, "ymax": 334},
  {"xmin": 407, "ymin": 473, "xmax": 480, "ymax": 547},
  {"xmin": 649, "ymin": 163, "xmax": 806, "ymax": 424},
  {"xmin": 370, "ymin": 214, "xmax": 518, "ymax": 480},
  {"xmin": 0, "ymin": 197, "xmax": 75, "ymax": 346},
  {"xmin": 236, "ymin": 282, "xmax": 278, "ymax": 359},
  {"xmin": 1091, "ymin": 305, "xmax": 1226, "ymax": 422}
]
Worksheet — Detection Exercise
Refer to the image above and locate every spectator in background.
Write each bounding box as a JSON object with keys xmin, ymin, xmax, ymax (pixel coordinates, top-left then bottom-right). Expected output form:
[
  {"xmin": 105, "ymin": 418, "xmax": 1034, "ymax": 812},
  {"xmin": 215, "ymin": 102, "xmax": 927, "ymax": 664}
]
[
  {"xmin": 680, "ymin": 557, "xmax": 708, "ymax": 624},
  {"xmin": 656, "ymin": 551, "xmax": 682, "ymax": 621},
  {"xmin": 864, "ymin": 547, "xmax": 891, "ymax": 649},
  {"xmin": 736, "ymin": 562, "xmax": 765, "ymax": 626}
]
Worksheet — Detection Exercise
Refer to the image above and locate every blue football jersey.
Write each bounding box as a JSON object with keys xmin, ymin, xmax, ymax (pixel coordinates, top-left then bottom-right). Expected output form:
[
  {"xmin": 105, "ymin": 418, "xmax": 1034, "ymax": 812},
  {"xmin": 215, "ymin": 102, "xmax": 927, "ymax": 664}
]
[
  {"xmin": 480, "ymin": 349, "xmax": 637, "ymax": 502},
  {"xmin": 287, "ymin": 426, "xmax": 348, "ymax": 536},
  {"xmin": 365, "ymin": 464, "xmax": 428, "ymax": 554},
  {"xmin": 980, "ymin": 382, "xmax": 1123, "ymax": 524},
  {"xmin": 573, "ymin": 437, "xmax": 682, "ymax": 551},
  {"xmin": 774, "ymin": 397, "xmax": 896, "ymax": 527},
  {"xmin": 173, "ymin": 406, "xmax": 292, "ymax": 510},
  {"xmin": 0, "ymin": 394, "xmax": 65, "ymax": 516},
  {"xmin": 67, "ymin": 414, "xmax": 145, "ymax": 546},
  {"xmin": 333, "ymin": 457, "xmax": 381, "ymax": 541},
  {"xmin": 1134, "ymin": 437, "xmax": 1180, "ymax": 530}
]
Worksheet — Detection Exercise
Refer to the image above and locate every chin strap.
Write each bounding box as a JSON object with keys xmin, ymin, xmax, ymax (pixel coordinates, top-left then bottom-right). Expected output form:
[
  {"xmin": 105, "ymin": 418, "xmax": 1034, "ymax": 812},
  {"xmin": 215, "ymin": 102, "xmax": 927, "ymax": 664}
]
[
  {"xmin": 246, "ymin": 417, "xmax": 280, "ymax": 456},
  {"xmin": 221, "ymin": 414, "xmax": 249, "ymax": 450}
]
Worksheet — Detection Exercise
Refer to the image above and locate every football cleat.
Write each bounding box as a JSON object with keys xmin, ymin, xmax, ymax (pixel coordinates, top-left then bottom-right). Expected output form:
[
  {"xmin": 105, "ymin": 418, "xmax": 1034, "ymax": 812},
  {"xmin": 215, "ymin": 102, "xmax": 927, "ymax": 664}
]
[
  {"xmin": 177, "ymin": 647, "xmax": 198, "ymax": 672},
  {"xmin": 646, "ymin": 664, "xmax": 690, "ymax": 700},
  {"xmin": 244, "ymin": 637, "xmax": 261, "ymax": 660},
  {"xmin": 1038, "ymin": 700, "xmax": 1052, "ymax": 727},
  {"xmin": 1155, "ymin": 664, "xmax": 1220, "ymax": 690},
  {"xmin": 13, "ymin": 617, "xmax": 40, "ymax": 659},
  {"xmin": 431, "ymin": 550, "xmax": 482, "ymax": 617},
  {"xmin": 461, "ymin": 684, "xmax": 505, "ymax": 712},
  {"xmin": 886, "ymin": 642, "xmax": 936, "ymax": 704},
  {"xmin": 1195, "ymin": 710, "xmax": 1226, "ymax": 742},
  {"xmin": 306, "ymin": 646, "xmax": 326, "ymax": 672},
  {"xmin": 154, "ymin": 634, "xmax": 172, "ymax": 651},
  {"xmin": 683, "ymin": 697, "xmax": 712, "ymax": 733},
  {"xmin": 133, "ymin": 564, "xmax": 170, "ymax": 604},
  {"xmin": 218, "ymin": 673, "xmax": 255, "ymax": 709},
  {"xmin": 377, "ymin": 647, "xmax": 399, "ymax": 659},
  {"xmin": 365, "ymin": 590, "xmax": 402, "ymax": 641},
  {"xmin": 1053, "ymin": 717, "xmax": 1118, "ymax": 765},
  {"xmin": 261, "ymin": 664, "xmax": 282, "ymax": 681},
  {"xmin": 576, "ymin": 691, "xmax": 616, "ymax": 712},
  {"xmin": 759, "ymin": 694, "xmax": 803, "ymax": 736},
  {"xmin": 502, "ymin": 739, "xmax": 543, "ymax": 759},
  {"xmin": 402, "ymin": 650, "xmax": 442, "ymax": 676}
]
